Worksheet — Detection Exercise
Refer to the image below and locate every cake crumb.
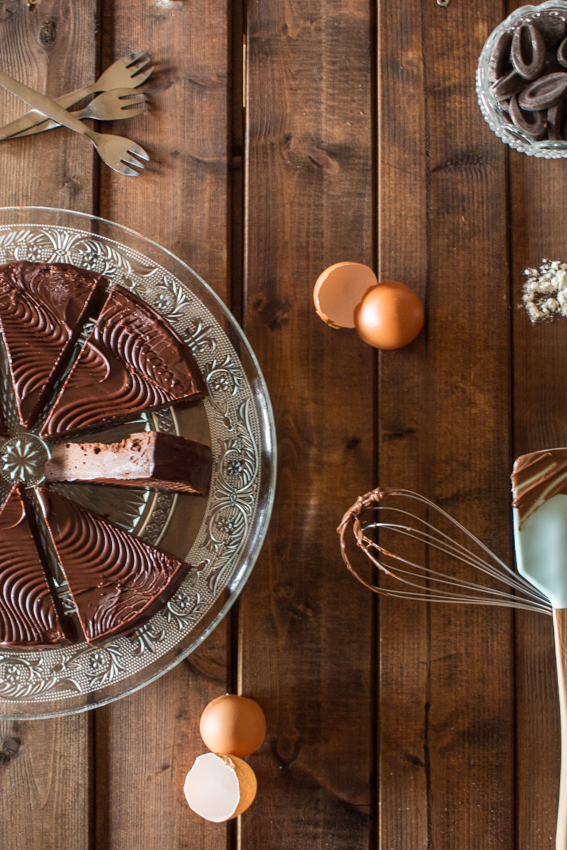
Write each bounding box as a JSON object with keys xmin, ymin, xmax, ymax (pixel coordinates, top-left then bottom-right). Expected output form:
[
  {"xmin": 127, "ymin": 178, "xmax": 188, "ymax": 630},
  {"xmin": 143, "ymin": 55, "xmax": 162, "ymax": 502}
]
[{"xmin": 523, "ymin": 259, "xmax": 567, "ymax": 322}]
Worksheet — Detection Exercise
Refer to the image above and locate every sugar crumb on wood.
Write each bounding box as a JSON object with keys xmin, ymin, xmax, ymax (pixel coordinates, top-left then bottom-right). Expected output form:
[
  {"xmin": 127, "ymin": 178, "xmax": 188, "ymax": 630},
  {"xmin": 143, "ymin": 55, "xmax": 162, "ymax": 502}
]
[{"xmin": 522, "ymin": 259, "xmax": 567, "ymax": 322}]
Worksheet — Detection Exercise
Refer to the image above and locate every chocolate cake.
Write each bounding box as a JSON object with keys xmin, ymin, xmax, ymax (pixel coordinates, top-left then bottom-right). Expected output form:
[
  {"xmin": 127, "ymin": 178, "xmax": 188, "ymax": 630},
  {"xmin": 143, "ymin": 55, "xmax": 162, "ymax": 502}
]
[
  {"xmin": 40, "ymin": 285, "xmax": 207, "ymax": 437},
  {"xmin": 45, "ymin": 431, "xmax": 213, "ymax": 495},
  {"xmin": 0, "ymin": 488, "xmax": 68, "ymax": 648},
  {"xmin": 35, "ymin": 487, "xmax": 192, "ymax": 645},
  {"xmin": 0, "ymin": 261, "xmax": 106, "ymax": 427}
]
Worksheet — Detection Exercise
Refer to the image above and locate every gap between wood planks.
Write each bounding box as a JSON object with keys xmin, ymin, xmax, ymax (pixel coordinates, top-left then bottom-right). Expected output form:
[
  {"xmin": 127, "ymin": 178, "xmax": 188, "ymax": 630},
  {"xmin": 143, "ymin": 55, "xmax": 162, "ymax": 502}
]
[{"xmin": 91, "ymin": 1, "xmax": 246, "ymax": 849}]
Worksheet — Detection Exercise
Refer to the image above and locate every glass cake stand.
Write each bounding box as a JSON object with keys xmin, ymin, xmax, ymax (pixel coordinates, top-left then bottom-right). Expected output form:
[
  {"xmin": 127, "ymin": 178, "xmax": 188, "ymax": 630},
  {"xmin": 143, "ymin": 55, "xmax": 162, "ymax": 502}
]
[{"xmin": 0, "ymin": 206, "xmax": 276, "ymax": 719}]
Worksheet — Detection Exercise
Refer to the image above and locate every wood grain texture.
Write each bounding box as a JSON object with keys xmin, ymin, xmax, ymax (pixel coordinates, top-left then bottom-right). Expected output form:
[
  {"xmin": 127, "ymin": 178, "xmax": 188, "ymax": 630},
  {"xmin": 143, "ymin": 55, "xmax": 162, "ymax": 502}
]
[
  {"xmin": 0, "ymin": 3, "xmax": 562, "ymax": 849},
  {"xmin": 100, "ymin": 0, "xmax": 231, "ymax": 295},
  {"xmin": 94, "ymin": 625, "xmax": 231, "ymax": 850},
  {"xmin": 0, "ymin": 714, "xmax": 91, "ymax": 850},
  {"xmin": 0, "ymin": 3, "xmax": 97, "ymax": 849},
  {"xmin": 376, "ymin": 0, "xmax": 430, "ymax": 846},
  {"xmin": 418, "ymin": 1, "xmax": 514, "ymax": 846},
  {"xmin": 509, "ymin": 116, "xmax": 566, "ymax": 850},
  {"xmin": 378, "ymin": 1, "xmax": 515, "ymax": 848},
  {"xmin": 240, "ymin": 1, "xmax": 374, "ymax": 847},
  {"xmin": 95, "ymin": 1, "xmax": 231, "ymax": 848},
  {"xmin": 507, "ymin": 11, "xmax": 566, "ymax": 847},
  {"xmin": 0, "ymin": 1, "xmax": 98, "ymax": 211}
]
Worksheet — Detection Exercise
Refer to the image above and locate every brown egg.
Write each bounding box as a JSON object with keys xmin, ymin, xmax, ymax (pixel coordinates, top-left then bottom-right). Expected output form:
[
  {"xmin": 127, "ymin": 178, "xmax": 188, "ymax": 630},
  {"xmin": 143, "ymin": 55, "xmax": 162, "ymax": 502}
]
[
  {"xmin": 354, "ymin": 280, "xmax": 424, "ymax": 349},
  {"xmin": 199, "ymin": 694, "xmax": 267, "ymax": 757},
  {"xmin": 313, "ymin": 262, "xmax": 378, "ymax": 328}
]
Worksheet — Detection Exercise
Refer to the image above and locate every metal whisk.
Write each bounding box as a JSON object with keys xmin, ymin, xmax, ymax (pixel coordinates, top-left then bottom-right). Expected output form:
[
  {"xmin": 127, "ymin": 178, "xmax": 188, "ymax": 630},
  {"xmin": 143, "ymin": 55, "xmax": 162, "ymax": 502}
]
[
  {"xmin": 339, "ymin": 486, "xmax": 567, "ymax": 849},
  {"xmin": 337, "ymin": 487, "xmax": 551, "ymax": 615}
]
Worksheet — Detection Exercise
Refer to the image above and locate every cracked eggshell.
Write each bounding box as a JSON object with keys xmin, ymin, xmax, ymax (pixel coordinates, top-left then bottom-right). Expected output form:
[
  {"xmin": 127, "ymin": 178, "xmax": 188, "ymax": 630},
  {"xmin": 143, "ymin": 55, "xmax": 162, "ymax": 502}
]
[
  {"xmin": 313, "ymin": 262, "xmax": 378, "ymax": 328},
  {"xmin": 184, "ymin": 753, "xmax": 258, "ymax": 822},
  {"xmin": 200, "ymin": 694, "xmax": 266, "ymax": 757}
]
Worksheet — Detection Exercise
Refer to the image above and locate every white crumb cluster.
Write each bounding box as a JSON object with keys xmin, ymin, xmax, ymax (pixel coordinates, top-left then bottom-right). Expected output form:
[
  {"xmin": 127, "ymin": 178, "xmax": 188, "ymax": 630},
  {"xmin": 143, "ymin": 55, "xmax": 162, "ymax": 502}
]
[{"xmin": 523, "ymin": 259, "xmax": 567, "ymax": 323}]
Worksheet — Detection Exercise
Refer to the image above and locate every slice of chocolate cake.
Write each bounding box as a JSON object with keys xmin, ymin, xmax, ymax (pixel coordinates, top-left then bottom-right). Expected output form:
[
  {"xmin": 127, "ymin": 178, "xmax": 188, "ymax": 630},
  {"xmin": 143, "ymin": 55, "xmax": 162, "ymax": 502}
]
[
  {"xmin": 35, "ymin": 487, "xmax": 192, "ymax": 645},
  {"xmin": 0, "ymin": 487, "xmax": 68, "ymax": 648},
  {"xmin": 40, "ymin": 285, "xmax": 207, "ymax": 437},
  {"xmin": 0, "ymin": 261, "xmax": 107, "ymax": 427},
  {"xmin": 45, "ymin": 431, "xmax": 213, "ymax": 495}
]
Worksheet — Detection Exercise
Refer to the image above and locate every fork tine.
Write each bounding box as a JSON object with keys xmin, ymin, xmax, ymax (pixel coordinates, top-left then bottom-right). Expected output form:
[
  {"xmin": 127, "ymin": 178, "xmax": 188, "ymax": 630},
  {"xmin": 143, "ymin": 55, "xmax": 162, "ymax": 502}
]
[
  {"xmin": 120, "ymin": 104, "xmax": 149, "ymax": 116},
  {"xmin": 126, "ymin": 143, "xmax": 150, "ymax": 162},
  {"xmin": 118, "ymin": 163, "xmax": 142, "ymax": 176},
  {"xmin": 118, "ymin": 107, "xmax": 148, "ymax": 120},
  {"xmin": 119, "ymin": 92, "xmax": 148, "ymax": 104},
  {"xmin": 121, "ymin": 153, "xmax": 146, "ymax": 168},
  {"xmin": 125, "ymin": 51, "xmax": 149, "ymax": 68},
  {"xmin": 129, "ymin": 66, "xmax": 154, "ymax": 88},
  {"xmin": 130, "ymin": 56, "xmax": 152, "ymax": 74}
]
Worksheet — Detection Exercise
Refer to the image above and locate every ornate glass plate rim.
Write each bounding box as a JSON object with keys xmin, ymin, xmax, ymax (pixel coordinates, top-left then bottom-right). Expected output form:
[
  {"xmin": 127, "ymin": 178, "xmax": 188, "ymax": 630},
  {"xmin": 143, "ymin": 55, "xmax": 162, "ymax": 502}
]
[{"xmin": 0, "ymin": 206, "xmax": 277, "ymax": 719}]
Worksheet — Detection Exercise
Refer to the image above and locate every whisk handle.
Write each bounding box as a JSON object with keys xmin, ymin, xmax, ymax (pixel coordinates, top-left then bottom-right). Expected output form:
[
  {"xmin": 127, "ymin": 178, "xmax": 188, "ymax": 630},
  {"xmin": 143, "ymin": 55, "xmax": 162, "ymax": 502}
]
[{"xmin": 553, "ymin": 608, "xmax": 567, "ymax": 850}]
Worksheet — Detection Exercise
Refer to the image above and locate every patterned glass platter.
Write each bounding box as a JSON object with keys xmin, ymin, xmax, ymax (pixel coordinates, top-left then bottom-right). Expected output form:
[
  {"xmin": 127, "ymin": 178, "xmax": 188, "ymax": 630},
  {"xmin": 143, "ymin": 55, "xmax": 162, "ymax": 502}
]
[{"xmin": 0, "ymin": 207, "xmax": 276, "ymax": 719}]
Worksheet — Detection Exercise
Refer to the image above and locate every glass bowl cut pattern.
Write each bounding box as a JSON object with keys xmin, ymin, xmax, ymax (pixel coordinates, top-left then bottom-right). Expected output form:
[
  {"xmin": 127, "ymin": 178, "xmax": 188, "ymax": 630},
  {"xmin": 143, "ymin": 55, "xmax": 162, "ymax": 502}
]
[
  {"xmin": 477, "ymin": 1, "xmax": 567, "ymax": 158},
  {"xmin": 0, "ymin": 207, "xmax": 276, "ymax": 719}
]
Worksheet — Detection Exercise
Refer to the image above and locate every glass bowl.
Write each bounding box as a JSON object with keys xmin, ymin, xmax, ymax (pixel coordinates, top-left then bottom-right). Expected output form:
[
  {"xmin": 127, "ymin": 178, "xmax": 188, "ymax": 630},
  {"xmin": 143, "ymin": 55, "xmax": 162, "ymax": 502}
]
[
  {"xmin": 477, "ymin": 1, "xmax": 567, "ymax": 158},
  {"xmin": 0, "ymin": 207, "xmax": 277, "ymax": 719}
]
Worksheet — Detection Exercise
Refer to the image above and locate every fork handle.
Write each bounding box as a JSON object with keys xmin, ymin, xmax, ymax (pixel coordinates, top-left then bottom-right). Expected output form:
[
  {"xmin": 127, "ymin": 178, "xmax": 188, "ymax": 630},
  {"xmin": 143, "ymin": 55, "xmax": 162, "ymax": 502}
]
[
  {"xmin": 9, "ymin": 106, "xmax": 97, "ymax": 140},
  {"xmin": 553, "ymin": 608, "xmax": 567, "ymax": 850},
  {"xmin": 0, "ymin": 72, "xmax": 98, "ymax": 144},
  {"xmin": 0, "ymin": 82, "xmax": 97, "ymax": 141}
]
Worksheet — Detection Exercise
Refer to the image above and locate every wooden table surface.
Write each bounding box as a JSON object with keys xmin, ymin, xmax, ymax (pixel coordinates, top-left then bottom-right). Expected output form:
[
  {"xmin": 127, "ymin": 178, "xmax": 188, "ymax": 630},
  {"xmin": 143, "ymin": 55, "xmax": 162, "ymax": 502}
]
[{"xmin": 0, "ymin": 0, "xmax": 563, "ymax": 847}]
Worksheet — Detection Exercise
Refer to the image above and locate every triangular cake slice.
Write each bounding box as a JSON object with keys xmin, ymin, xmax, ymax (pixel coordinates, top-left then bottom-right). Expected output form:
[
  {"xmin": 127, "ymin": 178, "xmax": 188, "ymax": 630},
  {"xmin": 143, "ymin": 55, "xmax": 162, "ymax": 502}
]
[
  {"xmin": 0, "ymin": 487, "xmax": 68, "ymax": 647},
  {"xmin": 45, "ymin": 431, "xmax": 213, "ymax": 495},
  {"xmin": 0, "ymin": 261, "xmax": 107, "ymax": 427},
  {"xmin": 40, "ymin": 285, "xmax": 207, "ymax": 437},
  {"xmin": 35, "ymin": 487, "xmax": 192, "ymax": 645}
]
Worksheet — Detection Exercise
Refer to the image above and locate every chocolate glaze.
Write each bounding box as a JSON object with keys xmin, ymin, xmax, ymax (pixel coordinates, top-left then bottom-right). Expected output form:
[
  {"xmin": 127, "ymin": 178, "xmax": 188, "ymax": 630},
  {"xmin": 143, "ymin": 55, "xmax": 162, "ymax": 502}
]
[
  {"xmin": 512, "ymin": 448, "xmax": 567, "ymax": 525},
  {"xmin": 0, "ymin": 488, "xmax": 68, "ymax": 648},
  {"xmin": 0, "ymin": 261, "xmax": 107, "ymax": 427},
  {"xmin": 45, "ymin": 431, "xmax": 213, "ymax": 495},
  {"xmin": 35, "ymin": 487, "xmax": 192, "ymax": 645},
  {"xmin": 40, "ymin": 285, "xmax": 207, "ymax": 437}
]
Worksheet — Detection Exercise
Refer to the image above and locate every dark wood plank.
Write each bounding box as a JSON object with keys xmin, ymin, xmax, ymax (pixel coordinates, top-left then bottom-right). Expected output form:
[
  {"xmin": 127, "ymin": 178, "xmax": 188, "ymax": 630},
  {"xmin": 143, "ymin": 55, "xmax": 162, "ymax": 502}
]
[
  {"xmin": 239, "ymin": 1, "xmax": 374, "ymax": 847},
  {"xmin": 508, "ymin": 82, "xmax": 566, "ymax": 850},
  {"xmin": 423, "ymin": 3, "xmax": 514, "ymax": 844},
  {"xmin": 377, "ymin": 1, "xmax": 515, "ymax": 847},
  {"xmin": 95, "ymin": 1, "xmax": 232, "ymax": 848},
  {"xmin": 375, "ymin": 0, "xmax": 429, "ymax": 845},
  {"xmin": 0, "ymin": 3, "xmax": 98, "ymax": 848},
  {"xmin": 0, "ymin": 1, "xmax": 98, "ymax": 212},
  {"xmin": 93, "ymin": 623, "xmax": 231, "ymax": 850}
]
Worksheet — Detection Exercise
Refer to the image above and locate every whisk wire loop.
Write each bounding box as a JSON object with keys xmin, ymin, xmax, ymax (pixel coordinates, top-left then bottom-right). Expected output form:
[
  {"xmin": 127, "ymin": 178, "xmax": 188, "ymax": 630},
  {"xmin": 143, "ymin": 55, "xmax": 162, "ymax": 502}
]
[{"xmin": 338, "ymin": 487, "xmax": 551, "ymax": 615}]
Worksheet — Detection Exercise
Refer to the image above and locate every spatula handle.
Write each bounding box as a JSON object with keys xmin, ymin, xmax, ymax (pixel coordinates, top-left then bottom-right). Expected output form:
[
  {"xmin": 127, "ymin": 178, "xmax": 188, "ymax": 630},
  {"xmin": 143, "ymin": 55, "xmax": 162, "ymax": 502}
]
[{"xmin": 553, "ymin": 608, "xmax": 567, "ymax": 850}]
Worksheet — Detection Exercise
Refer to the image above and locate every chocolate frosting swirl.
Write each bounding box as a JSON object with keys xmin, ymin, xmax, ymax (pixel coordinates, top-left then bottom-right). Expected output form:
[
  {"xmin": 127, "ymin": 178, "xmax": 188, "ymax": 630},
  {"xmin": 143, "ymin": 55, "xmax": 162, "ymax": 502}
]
[
  {"xmin": 41, "ymin": 285, "xmax": 207, "ymax": 437},
  {"xmin": 0, "ymin": 262, "xmax": 106, "ymax": 427},
  {"xmin": 36, "ymin": 487, "xmax": 191, "ymax": 645},
  {"xmin": 0, "ymin": 488, "xmax": 67, "ymax": 647},
  {"xmin": 512, "ymin": 448, "xmax": 567, "ymax": 525}
]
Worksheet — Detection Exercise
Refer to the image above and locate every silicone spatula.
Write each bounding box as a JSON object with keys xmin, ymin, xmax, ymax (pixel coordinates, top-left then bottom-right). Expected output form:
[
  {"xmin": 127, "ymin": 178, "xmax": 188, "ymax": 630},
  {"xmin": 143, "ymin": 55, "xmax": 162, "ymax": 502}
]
[{"xmin": 512, "ymin": 448, "xmax": 567, "ymax": 850}]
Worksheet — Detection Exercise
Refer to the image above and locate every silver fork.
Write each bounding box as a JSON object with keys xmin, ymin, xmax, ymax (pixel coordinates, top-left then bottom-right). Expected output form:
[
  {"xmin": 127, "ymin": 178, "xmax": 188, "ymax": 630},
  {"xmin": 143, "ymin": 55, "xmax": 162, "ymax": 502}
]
[
  {"xmin": 7, "ymin": 88, "xmax": 148, "ymax": 139},
  {"xmin": 0, "ymin": 70, "xmax": 149, "ymax": 176},
  {"xmin": 0, "ymin": 52, "xmax": 153, "ymax": 141}
]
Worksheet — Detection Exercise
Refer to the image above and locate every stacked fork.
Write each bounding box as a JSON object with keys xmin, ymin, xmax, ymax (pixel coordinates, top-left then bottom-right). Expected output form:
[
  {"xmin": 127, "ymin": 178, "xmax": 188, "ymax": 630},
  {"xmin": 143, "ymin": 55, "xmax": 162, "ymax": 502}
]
[{"xmin": 0, "ymin": 51, "xmax": 152, "ymax": 176}]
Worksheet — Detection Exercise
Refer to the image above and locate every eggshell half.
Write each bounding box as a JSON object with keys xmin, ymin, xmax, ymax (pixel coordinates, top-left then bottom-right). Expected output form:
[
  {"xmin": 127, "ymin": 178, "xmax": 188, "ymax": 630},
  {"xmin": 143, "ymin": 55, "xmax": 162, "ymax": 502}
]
[
  {"xmin": 184, "ymin": 753, "xmax": 258, "ymax": 822},
  {"xmin": 354, "ymin": 280, "xmax": 424, "ymax": 349},
  {"xmin": 313, "ymin": 262, "xmax": 378, "ymax": 328}
]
